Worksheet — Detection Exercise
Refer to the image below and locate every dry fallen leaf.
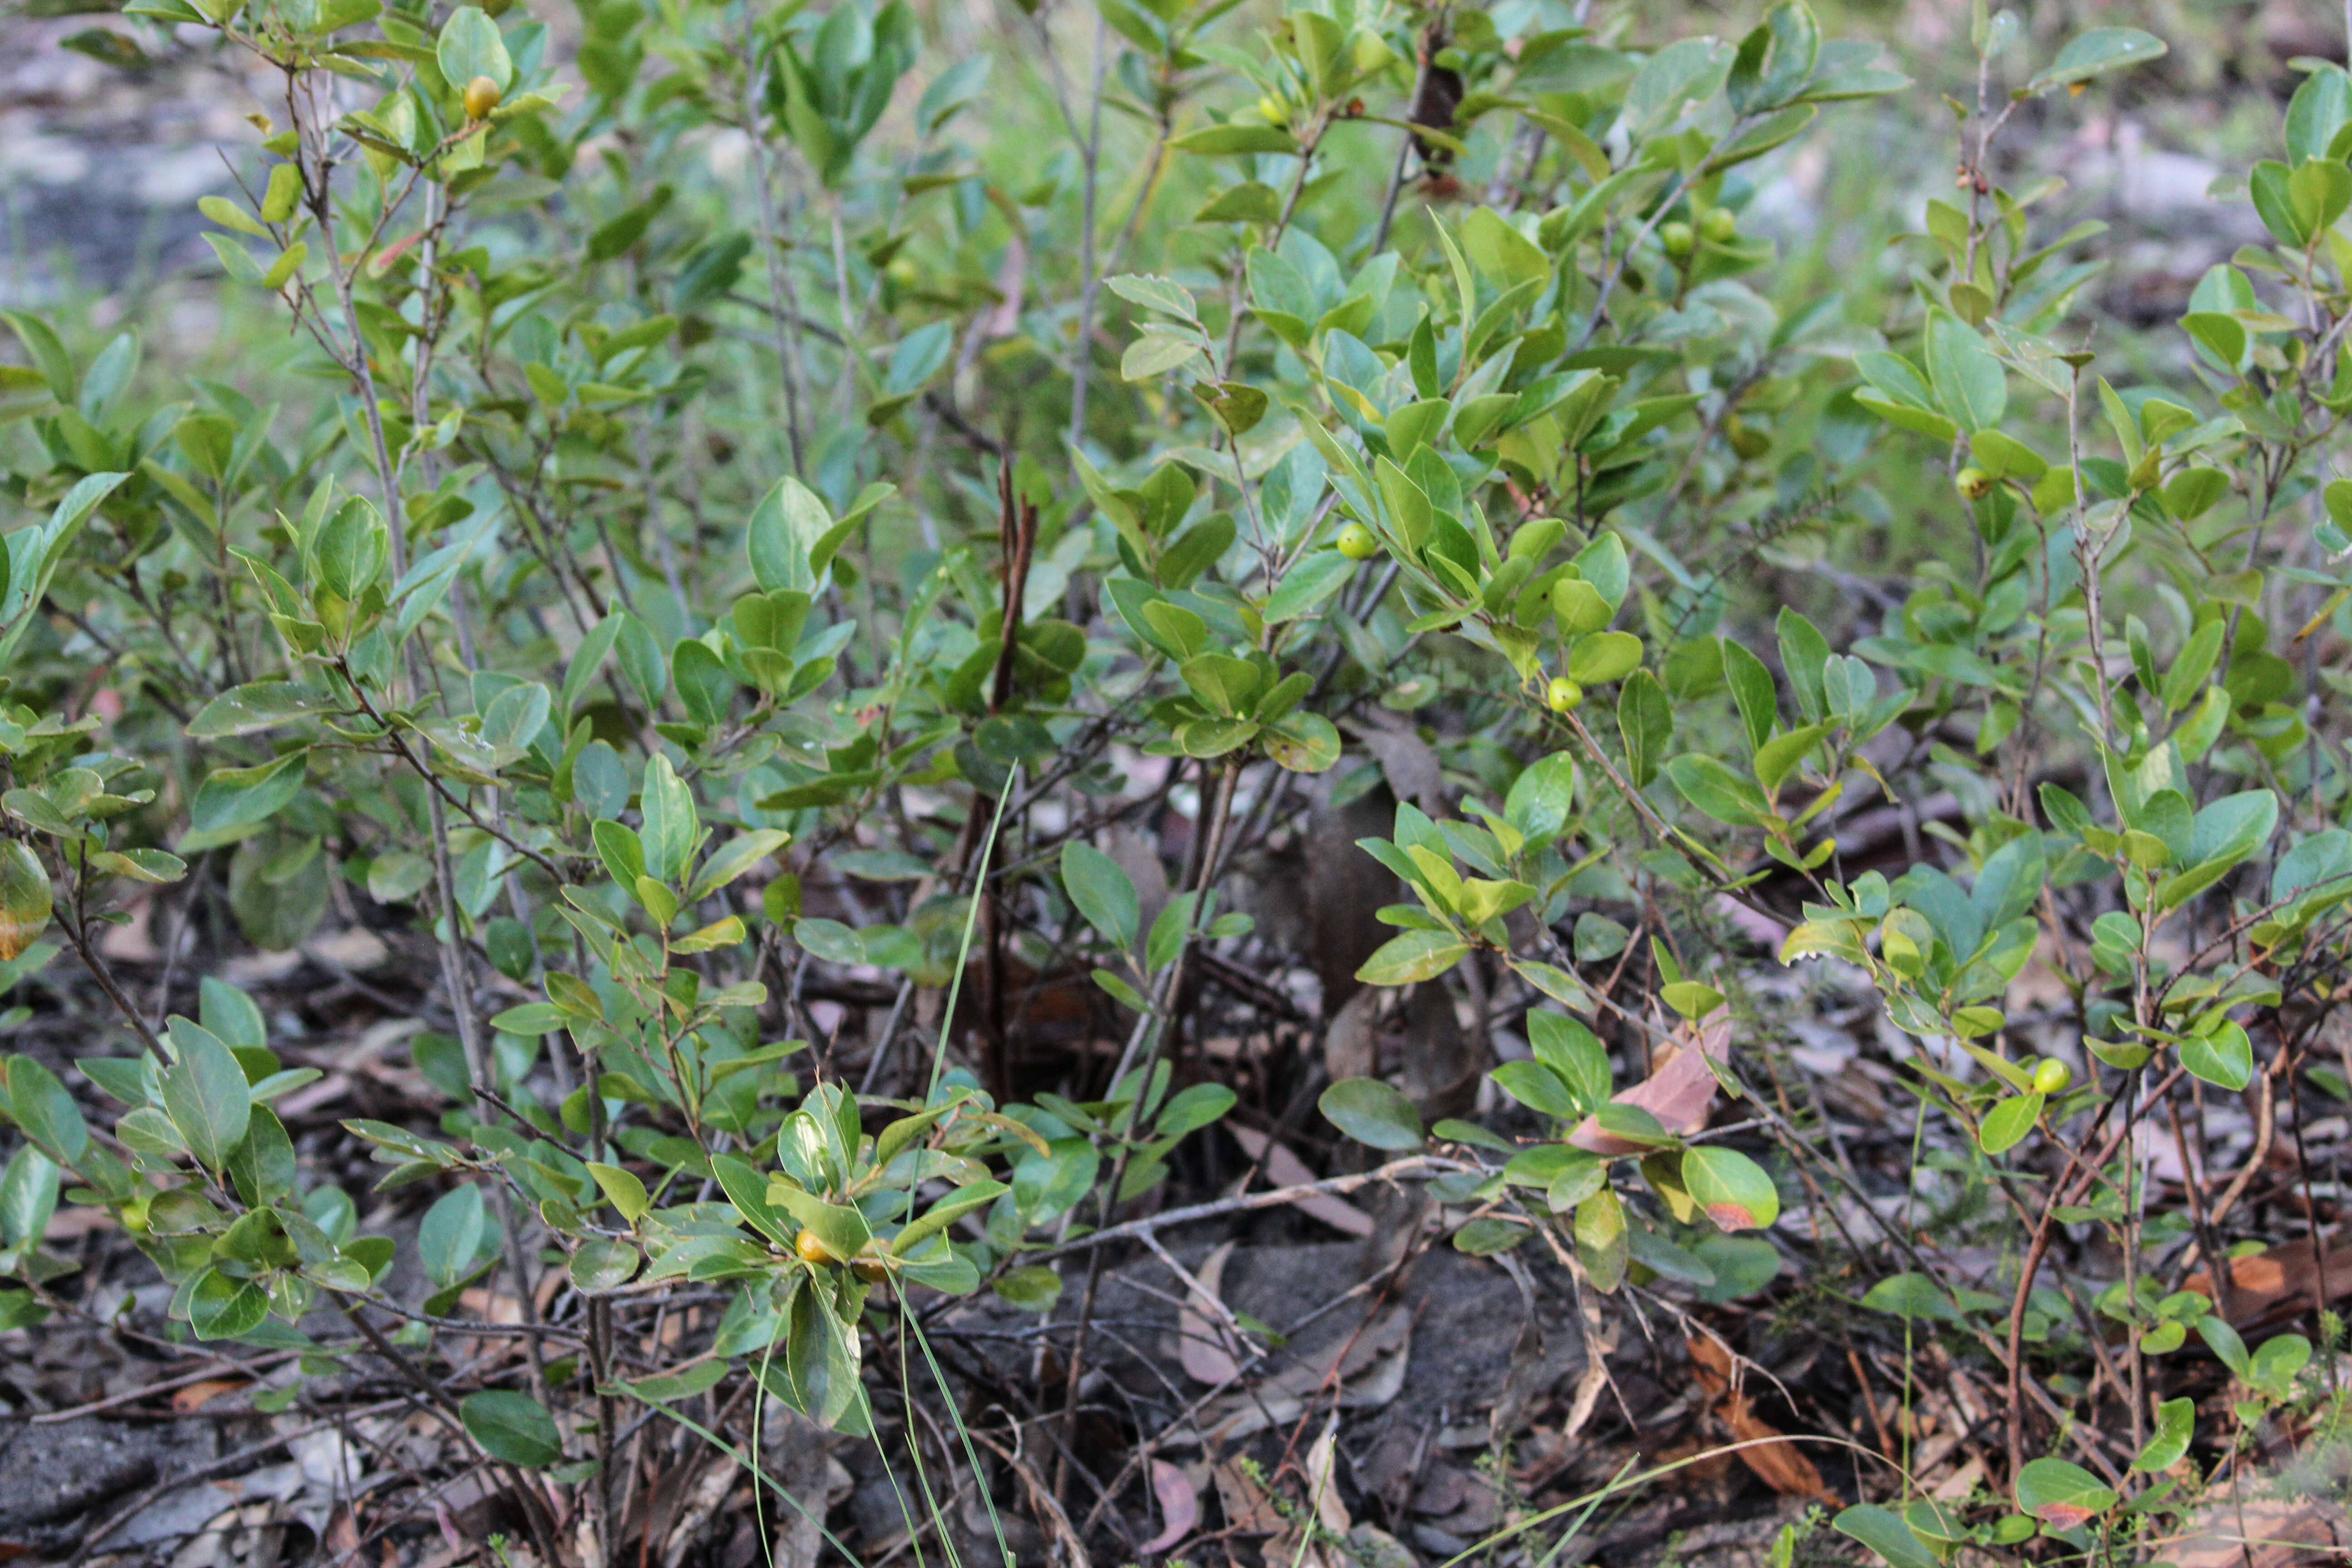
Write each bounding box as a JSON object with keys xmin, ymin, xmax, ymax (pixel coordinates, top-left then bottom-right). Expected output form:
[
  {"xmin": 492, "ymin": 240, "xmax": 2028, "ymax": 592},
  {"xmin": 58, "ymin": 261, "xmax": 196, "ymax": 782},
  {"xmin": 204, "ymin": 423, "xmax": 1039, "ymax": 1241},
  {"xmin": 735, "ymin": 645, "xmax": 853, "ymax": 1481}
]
[
  {"xmin": 1139, "ymin": 1460, "xmax": 1197, "ymax": 1554},
  {"xmin": 1323, "ymin": 985, "xmax": 1380, "ymax": 1082},
  {"xmin": 1177, "ymin": 1241, "xmax": 1242, "ymax": 1386},
  {"xmin": 1931, "ymin": 1455, "xmax": 1986, "ymax": 1503},
  {"xmin": 2182, "ymin": 1240, "xmax": 2352, "ymax": 1324},
  {"xmin": 172, "ymin": 1378, "xmax": 250, "ymax": 1412},
  {"xmin": 1352, "ymin": 721, "xmax": 1446, "ymax": 815},
  {"xmin": 1570, "ymin": 1013, "xmax": 1731, "ymax": 1156},
  {"xmin": 1227, "ymin": 1125, "xmax": 1375, "ymax": 1236},
  {"xmin": 1211, "ymin": 1459, "xmax": 1283, "ymax": 1535},
  {"xmin": 1304, "ymin": 1418, "xmax": 1350, "ymax": 1534},
  {"xmin": 1686, "ymin": 1334, "xmax": 1837, "ymax": 1504},
  {"xmin": 1191, "ymin": 1301, "xmax": 1413, "ymax": 1446},
  {"xmin": 2164, "ymin": 1495, "xmax": 2350, "ymax": 1568}
]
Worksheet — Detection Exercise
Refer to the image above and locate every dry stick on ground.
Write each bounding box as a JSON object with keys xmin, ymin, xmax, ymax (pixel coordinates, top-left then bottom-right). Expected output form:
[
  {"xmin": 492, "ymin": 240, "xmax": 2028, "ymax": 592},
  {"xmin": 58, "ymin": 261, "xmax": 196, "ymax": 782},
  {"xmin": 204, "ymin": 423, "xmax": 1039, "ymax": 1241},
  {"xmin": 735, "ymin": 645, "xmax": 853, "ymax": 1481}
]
[
  {"xmin": 61, "ymin": 1397, "xmax": 413, "ymax": 1568},
  {"xmin": 1019, "ymin": 1154, "xmax": 1455, "ymax": 1268},
  {"xmin": 30, "ymin": 1348, "xmax": 305, "ymax": 1423}
]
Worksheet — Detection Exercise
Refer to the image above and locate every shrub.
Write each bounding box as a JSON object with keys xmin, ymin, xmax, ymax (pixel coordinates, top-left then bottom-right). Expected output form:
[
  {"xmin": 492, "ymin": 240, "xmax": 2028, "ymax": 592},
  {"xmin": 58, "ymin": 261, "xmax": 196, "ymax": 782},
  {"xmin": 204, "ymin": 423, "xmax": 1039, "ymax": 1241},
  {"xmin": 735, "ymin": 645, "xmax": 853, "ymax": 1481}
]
[{"xmin": 0, "ymin": 0, "xmax": 2343, "ymax": 1563}]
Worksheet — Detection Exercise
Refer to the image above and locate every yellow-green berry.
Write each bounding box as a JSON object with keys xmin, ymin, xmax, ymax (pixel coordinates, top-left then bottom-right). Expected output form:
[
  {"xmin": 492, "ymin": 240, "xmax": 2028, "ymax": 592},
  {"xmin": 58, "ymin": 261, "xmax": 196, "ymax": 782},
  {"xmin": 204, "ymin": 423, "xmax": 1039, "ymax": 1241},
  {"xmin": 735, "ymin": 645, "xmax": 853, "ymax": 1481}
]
[{"xmin": 464, "ymin": 76, "xmax": 503, "ymax": 120}]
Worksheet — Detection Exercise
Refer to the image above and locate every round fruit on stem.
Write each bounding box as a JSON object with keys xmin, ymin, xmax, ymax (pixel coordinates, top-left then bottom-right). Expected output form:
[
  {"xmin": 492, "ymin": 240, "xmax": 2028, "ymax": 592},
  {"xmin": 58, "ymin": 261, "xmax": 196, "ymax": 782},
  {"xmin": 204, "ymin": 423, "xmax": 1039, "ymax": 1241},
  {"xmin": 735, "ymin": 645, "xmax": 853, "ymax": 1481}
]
[
  {"xmin": 1660, "ymin": 220, "xmax": 1695, "ymax": 260},
  {"xmin": 464, "ymin": 76, "xmax": 504, "ymax": 121},
  {"xmin": 1335, "ymin": 522, "xmax": 1379, "ymax": 560},
  {"xmin": 1545, "ymin": 676, "xmax": 1584, "ymax": 713},
  {"xmin": 1701, "ymin": 206, "xmax": 1737, "ymax": 244},
  {"xmin": 852, "ymin": 1239, "xmax": 891, "ymax": 1284},
  {"xmin": 2031, "ymin": 1058, "xmax": 2071, "ymax": 1095},
  {"xmin": 1955, "ymin": 466, "xmax": 1995, "ymax": 501},
  {"xmin": 794, "ymin": 1227, "xmax": 841, "ymax": 1267}
]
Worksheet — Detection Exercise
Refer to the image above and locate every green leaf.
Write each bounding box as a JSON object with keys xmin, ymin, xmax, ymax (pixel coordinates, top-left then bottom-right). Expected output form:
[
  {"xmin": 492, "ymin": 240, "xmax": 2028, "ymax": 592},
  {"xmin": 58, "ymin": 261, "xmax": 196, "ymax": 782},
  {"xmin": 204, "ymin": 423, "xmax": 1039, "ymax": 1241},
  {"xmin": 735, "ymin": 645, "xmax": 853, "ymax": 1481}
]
[
  {"xmin": 1460, "ymin": 206, "xmax": 1549, "ymax": 289},
  {"xmin": 0, "ymin": 1288, "xmax": 48, "ymax": 1332},
  {"xmin": 1565, "ymin": 630, "xmax": 1643, "ymax": 685},
  {"xmin": 1575, "ymin": 1186, "xmax": 1627, "ymax": 1292},
  {"xmin": 187, "ymin": 682, "xmax": 344, "ymax": 738},
  {"xmin": 769, "ymin": 1179, "xmax": 872, "ymax": 1261},
  {"xmin": 1170, "ymin": 123, "xmax": 1298, "ymax": 155},
  {"xmin": 890, "ymin": 1179, "xmax": 1007, "ymax": 1254},
  {"xmin": 1862, "ymin": 1272, "xmax": 1956, "ymax": 1320},
  {"xmin": 2160, "ymin": 620, "xmax": 2226, "ymax": 712},
  {"xmin": 0, "ymin": 843, "xmax": 52, "ymax": 964},
  {"xmin": 2199, "ymin": 1313, "xmax": 2251, "ymax": 1377},
  {"xmin": 1263, "ymin": 550, "xmax": 1354, "ymax": 623},
  {"xmin": 436, "ymin": 5, "xmax": 511, "ymax": 92},
  {"xmin": 0, "ymin": 310, "xmax": 75, "ymax": 403},
  {"xmin": 709, "ymin": 1153, "xmax": 795, "ymax": 1250},
  {"xmin": 2291, "ymin": 158, "xmax": 2352, "ymax": 235},
  {"xmin": 188, "ymin": 1268, "xmax": 270, "ymax": 1340},
  {"xmin": 2013, "ymin": 1457, "xmax": 2117, "ymax": 1529},
  {"xmin": 1506, "ymin": 751, "xmax": 1579, "ymax": 840},
  {"xmin": 1617, "ymin": 670, "xmax": 1672, "ymax": 789},
  {"xmin": 1978, "ymin": 1092, "xmax": 2044, "ymax": 1154},
  {"xmin": 6, "ymin": 1057, "xmax": 87, "ymax": 1164},
  {"xmin": 1356, "ymin": 930, "xmax": 1467, "ymax": 985},
  {"xmin": 570, "ymin": 1241, "xmax": 639, "ymax": 1292},
  {"xmin": 637, "ymin": 753, "xmax": 698, "ymax": 883},
  {"xmin": 687, "ymin": 829, "xmax": 791, "ymax": 902},
  {"xmin": 2133, "ymin": 1397, "xmax": 2193, "ymax": 1471},
  {"xmin": 2180, "ymin": 1021, "xmax": 2252, "ymax": 1091},
  {"xmin": 993, "ymin": 1265, "xmax": 1063, "ymax": 1312},
  {"xmin": 1105, "ymin": 274, "xmax": 1197, "ymax": 321},
  {"xmin": 186, "ymin": 753, "xmax": 307, "ymax": 843},
  {"xmin": 490, "ymin": 1003, "xmax": 569, "ymax": 1036},
  {"xmin": 1528, "ymin": 1012, "xmax": 1611, "ymax": 1108},
  {"xmin": 1491, "ymin": 1060, "xmax": 1578, "ymax": 1117},
  {"xmin": 2251, "ymin": 160, "xmax": 2310, "ymax": 246},
  {"xmin": 2249, "ymin": 1332, "xmax": 2312, "ymax": 1396},
  {"xmin": 1664, "ymin": 754, "xmax": 1770, "ymax": 826},
  {"xmin": 1318, "ymin": 1078, "xmax": 1423, "ymax": 1149},
  {"xmin": 1156, "ymin": 1083, "xmax": 1236, "ymax": 1137},
  {"xmin": 1925, "ymin": 311, "xmax": 2005, "ymax": 432},
  {"xmin": 1270, "ymin": 715, "xmax": 1345, "ymax": 775},
  {"xmin": 0, "ymin": 1147, "xmax": 59, "ymax": 1251},
  {"xmin": 619, "ymin": 1361, "xmax": 728, "ymax": 1403},
  {"xmin": 2025, "ymin": 27, "xmax": 2166, "ymax": 93},
  {"xmin": 1196, "ymin": 182, "xmax": 1283, "ymax": 224},
  {"xmin": 1695, "ymin": 1235, "xmax": 1784, "ymax": 1303},
  {"xmin": 747, "ymin": 476, "xmax": 834, "ymax": 595},
  {"xmin": 1660, "ymin": 980, "xmax": 1725, "ymax": 1019},
  {"xmin": 1752, "ymin": 721, "xmax": 1834, "ymax": 792},
  {"xmin": 419, "ymin": 1183, "xmax": 487, "ymax": 1287},
  {"xmin": 1123, "ymin": 331, "xmax": 1205, "ymax": 381},
  {"xmin": 1832, "ymin": 1505, "xmax": 1939, "ymax": 1568},
  {"xmin": 587, "ymin": 1161, "xmax": 649, "ymax": 1224},
  {"xmin": 1680, "ymin": 1146, "xmax": 1780, "ymax": 1230},
  {"xmin": 160, "ymin": 1019, "xmax": 251, "ymax": 1171},
  {"xmin": 461, "ymin": 1390, "xmax": 564, "ymax": 1467},
  {"xmin": 1727, "ymin": 1, "xmax": 1820, "ymax": 114}
]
